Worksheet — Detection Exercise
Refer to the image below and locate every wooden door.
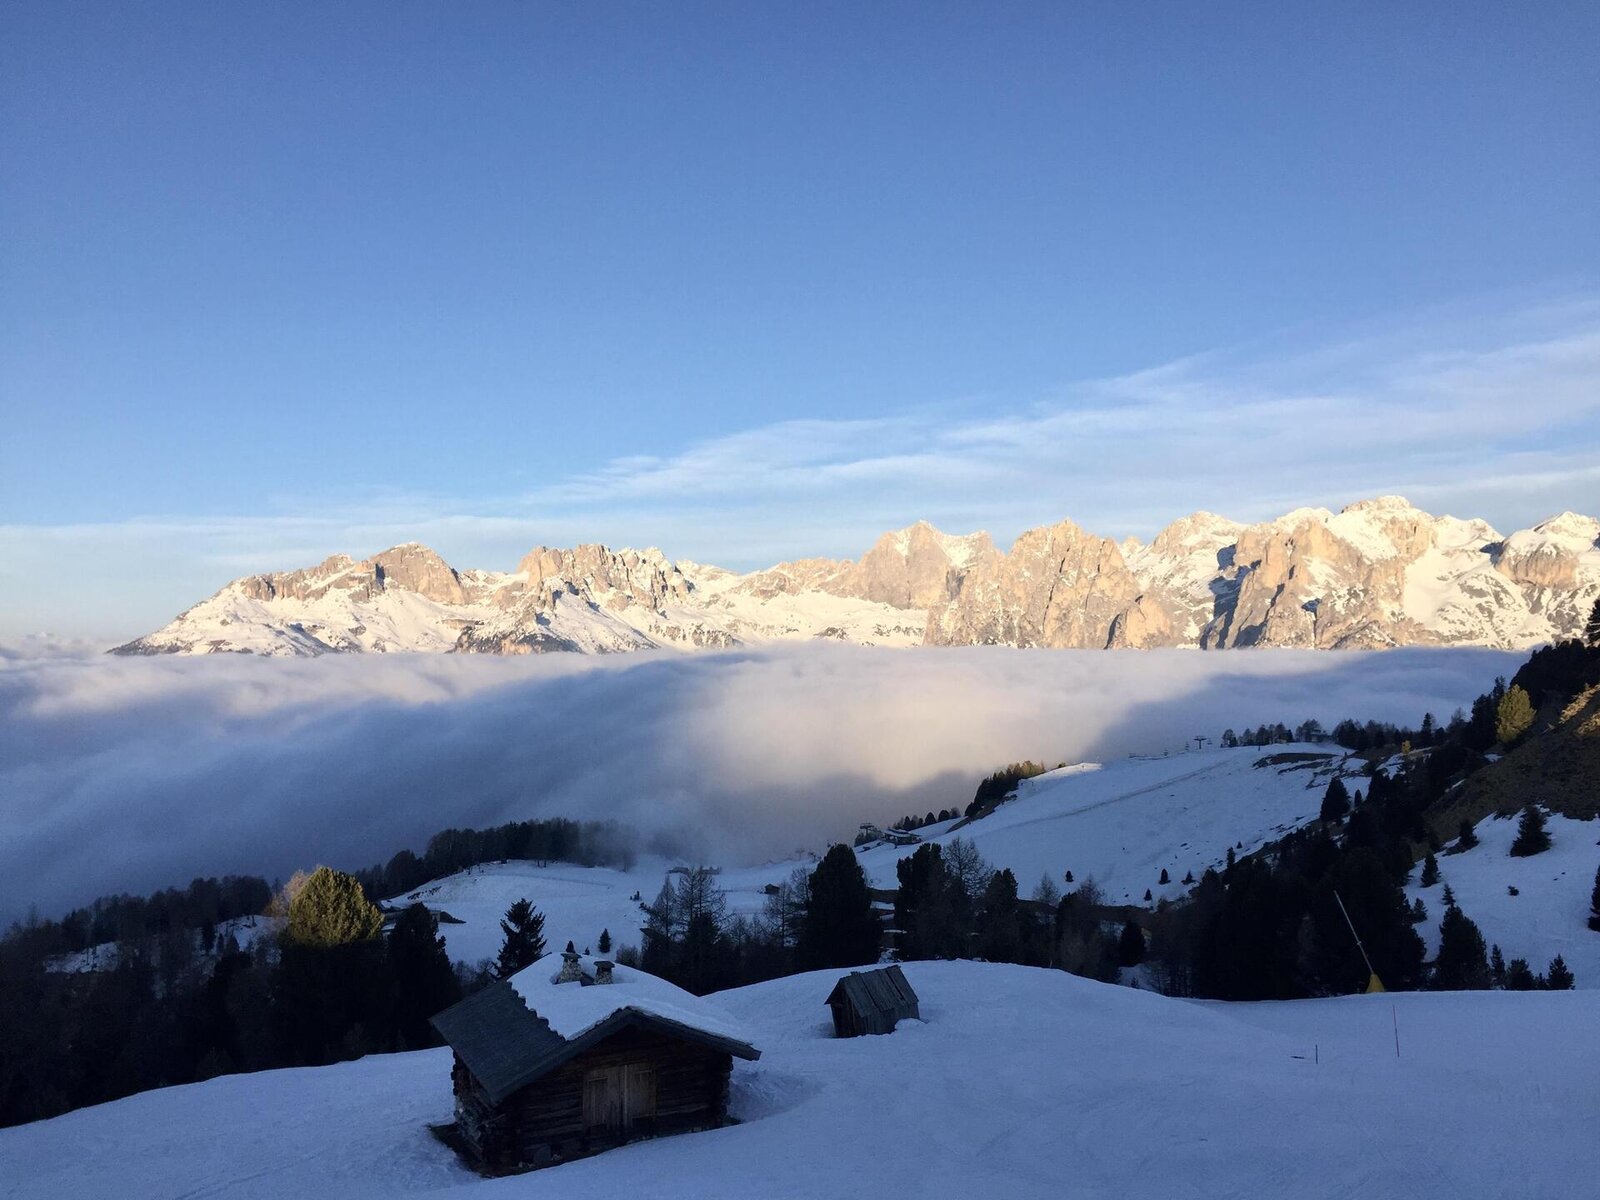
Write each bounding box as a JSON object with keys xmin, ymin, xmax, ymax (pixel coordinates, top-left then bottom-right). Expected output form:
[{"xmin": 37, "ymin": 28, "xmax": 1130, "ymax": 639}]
[
  {"xmin": 584, "ymin": 1063, "xmax": 656, "ymax": 1132},
  {"xmin": 622, "ymin": 1063, "xmax": 656, "ymax": 1127},
  {"xmin": 583, "ymin": 1067, "xmax": 623, "ymax": 1132}
]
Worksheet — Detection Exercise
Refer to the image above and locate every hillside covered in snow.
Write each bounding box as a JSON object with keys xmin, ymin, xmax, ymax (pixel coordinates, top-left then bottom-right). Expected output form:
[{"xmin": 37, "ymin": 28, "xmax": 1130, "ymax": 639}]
[
  {"xmin": 394, "ymin": 742, "xmax": 1599, "ymax": 993},
  {"xmin": 382, "ymin": 745, "xmax": 1352, "ymax": 967},
  {"xmin": 5, "ymin": 960, "xmax": 1597, "ymax": 1200},
  {"xmin": 111, "ymin": 497, "xmax": 1600, "ymax": 656}
]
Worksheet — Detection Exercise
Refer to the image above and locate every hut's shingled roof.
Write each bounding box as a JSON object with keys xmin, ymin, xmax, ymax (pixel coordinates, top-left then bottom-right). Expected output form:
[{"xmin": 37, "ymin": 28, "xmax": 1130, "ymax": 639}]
[
  {"xmin": 432, "ymin": 959, "xmax": 759, "ymax": 1105},
  {"xmin": 825, "ymin": 964, "xmax": 920, "ymax": 1018}
]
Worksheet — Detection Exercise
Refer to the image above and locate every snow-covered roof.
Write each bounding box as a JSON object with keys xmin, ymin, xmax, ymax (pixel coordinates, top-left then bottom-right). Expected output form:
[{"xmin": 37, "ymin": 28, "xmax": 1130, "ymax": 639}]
[
  {"xmin": 509, "ymin": 952, "xmax": 752, "ymax": 1047},
  {"xmin": 432, "ymin": 952, "xmax": 759, "ymax": 1104}
]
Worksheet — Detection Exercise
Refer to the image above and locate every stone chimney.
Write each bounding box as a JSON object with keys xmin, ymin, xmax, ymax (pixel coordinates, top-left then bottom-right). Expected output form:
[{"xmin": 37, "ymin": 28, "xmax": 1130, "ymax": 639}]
[
  {"xmin": 593, "ymin": 960, "xmax": 614, "ymax": 985},
  {"xmin": 555, "ymin": 950, "xmax": 585, "ymax": 985}
]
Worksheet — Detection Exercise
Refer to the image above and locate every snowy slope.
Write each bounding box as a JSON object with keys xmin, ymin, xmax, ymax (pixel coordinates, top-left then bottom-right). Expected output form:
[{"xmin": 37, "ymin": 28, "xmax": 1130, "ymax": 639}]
[
  {"xmin": 1408, "ymin": 812, "xmax": 1600, "ymax": 985},
  {"xmin": 852, "ymin": 745, "xmax": 1350, "ymax": 905},
  {"xmin": 6, "ymin": 961, "xmax": 1598, "ymax": 1200},
  {"xmin": 387, "ymin": 858, "xmax": 819, "ymax": 966},
  {"xmin": 389, "ymin": 860, "xmax": 674, "ymax": 965},
  {"xmin": 390, "ymin": 747, "xmax": 1351, "ymax": 967}
]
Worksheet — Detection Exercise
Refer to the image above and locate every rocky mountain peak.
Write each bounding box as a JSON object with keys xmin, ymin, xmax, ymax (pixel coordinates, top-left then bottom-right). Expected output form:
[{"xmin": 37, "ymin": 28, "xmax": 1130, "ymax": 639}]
[{"xmin": 370, "ymin": 543, "xmax": 468, "ymax": 605}]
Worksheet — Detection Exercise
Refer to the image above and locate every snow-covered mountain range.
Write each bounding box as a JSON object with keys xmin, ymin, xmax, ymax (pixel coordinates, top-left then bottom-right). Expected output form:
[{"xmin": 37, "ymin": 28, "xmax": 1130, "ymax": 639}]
[{"xmin": 112, "ymin": 497, "xmax": 1600, "ymax": 656}]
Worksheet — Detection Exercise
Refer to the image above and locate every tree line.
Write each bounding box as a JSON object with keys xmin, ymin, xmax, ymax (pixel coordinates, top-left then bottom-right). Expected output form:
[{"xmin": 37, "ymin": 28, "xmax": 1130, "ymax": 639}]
[
  {"xmin": 0, "ymin": 812, "xmax": 639, "ymax": 1131},
  {"xmin": 0, "ymin": 867, "xmax": 467, "ymax": 1129}
]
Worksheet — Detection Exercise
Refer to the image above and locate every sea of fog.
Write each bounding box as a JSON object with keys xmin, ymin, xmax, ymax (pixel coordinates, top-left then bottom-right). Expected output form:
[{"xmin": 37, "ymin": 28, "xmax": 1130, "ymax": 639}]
[{"xmin": 0, "ymin": 643, "xmax": 1523, "ymax": 923}]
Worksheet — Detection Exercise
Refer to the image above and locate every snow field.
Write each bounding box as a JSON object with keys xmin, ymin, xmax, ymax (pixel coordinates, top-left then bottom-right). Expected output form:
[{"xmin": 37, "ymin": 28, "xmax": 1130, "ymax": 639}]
[
  {"xmin": 395, "ymin": 747, "xmax": 1346, "ymax": 967},
  {"xmin": 1408, "ymin": 812, "xmax": 1600, "ymax": 986},
  {"xmin": 5, "ymin": 961, "xmax": 1598, "ymax": 1200}
]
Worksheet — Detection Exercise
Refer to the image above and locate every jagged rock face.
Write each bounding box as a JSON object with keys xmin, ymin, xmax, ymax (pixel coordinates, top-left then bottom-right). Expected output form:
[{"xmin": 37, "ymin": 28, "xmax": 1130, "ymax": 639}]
[
  {"xmin": 235, "ymin": 554, "xmax": 370, "ymax": 604},
  {"xmin": 111, "ymin": 497, "xmax": 1600, "ymax": 657},
  {"xmin": 230, "ymin": 544, "xmax": 470, "ymax": 608},
  {"xmin": 733, "ymin": 557, "xmax": 850, "ymax": 601},
  {"xmin": 370, "ymin": 543, "xmax": 471, "ymax": 605},
  {"xmin": 925, "ymin": 519, "xmax": 1141, "ymax": 648},
  {"xmin": 1107, "ymin": 593, "xmax": 1175, "ymax": 649},
  {"xmin": 515, "ymin": 544, "xmax": 692, "ymax": 613},
  {"xmin": 834, "ymin": 522, "xmax": 992, "ymax": 611},
  {"xmin": 1125, "ymin": 511, "xmax": 1244, "ymax": 646},
  {"xmin": 736, "ymin": 521, "xmax": 990, "ymax": 611},
  {"xmin": 1203, "ymin": 498, "xmax": 1471, "ymax": 649},
  {"xmin": 1493, "ymin": 518, "xmax": 1594, "ymax": 590}
]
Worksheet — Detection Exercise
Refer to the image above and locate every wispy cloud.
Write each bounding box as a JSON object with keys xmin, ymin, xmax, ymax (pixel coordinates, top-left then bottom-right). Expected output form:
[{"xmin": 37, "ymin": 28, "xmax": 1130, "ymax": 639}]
[{"xmin": 4, "ymin": 296, "xmax": 1598, "ymax": 638}]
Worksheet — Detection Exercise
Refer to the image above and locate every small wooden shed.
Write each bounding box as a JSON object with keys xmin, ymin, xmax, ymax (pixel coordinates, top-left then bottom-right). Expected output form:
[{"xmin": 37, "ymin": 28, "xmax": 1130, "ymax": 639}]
[
  {"xmin": 431, "ymin": 952, "xmax": 759, "ymax": 1173},
  {"xmin": 825, "ymin": 965, "xmax": 920, "ymax": 1037}
]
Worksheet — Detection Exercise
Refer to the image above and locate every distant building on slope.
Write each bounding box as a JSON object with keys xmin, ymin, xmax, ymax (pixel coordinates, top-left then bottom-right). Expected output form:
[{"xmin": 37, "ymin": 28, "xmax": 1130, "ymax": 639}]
[
  {"xmin": 430, "ymin": 950, "xmax": 760, "ymax": 1174},
  {"xmin": 825, "ymin": 965, "xmax": 921, "ymax": 1037},
  {"xmin": 857, "ymin": 822, "xmax": 921, "ymax": 846}
]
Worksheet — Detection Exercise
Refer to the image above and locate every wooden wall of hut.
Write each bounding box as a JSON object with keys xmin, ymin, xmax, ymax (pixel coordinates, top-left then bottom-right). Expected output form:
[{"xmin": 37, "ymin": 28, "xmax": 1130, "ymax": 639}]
[{"xmin": 452, "ymin": 1026, "xmax": 734, "ymax": 1172}]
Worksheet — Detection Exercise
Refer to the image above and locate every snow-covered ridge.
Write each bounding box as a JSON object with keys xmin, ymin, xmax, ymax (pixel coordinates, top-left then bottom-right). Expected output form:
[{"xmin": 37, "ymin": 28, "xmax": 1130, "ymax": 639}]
[{"xmin": 112, "ymin": 497, "xmax": 1600, "ymax": 656}]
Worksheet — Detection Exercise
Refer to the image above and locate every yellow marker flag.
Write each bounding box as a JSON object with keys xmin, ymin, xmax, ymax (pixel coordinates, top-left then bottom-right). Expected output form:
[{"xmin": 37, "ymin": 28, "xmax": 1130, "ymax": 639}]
[{"xmin": 1366, "ymin": 973, "xmax": 1386, "ymax": 994}]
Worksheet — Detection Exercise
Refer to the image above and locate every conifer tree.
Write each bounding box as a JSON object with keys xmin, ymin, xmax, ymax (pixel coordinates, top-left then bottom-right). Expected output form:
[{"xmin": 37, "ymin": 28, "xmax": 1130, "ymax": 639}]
[
  {"xmin": 1117, "ymin": 919, "xmax": 1146, "ymax": 967},
  {"xmin": 1410, "ymin": 897, "xmax": 1427, "ymax": 923},
  {"xmin": 1158, "ymin": 868, "xmax": 1170, "ymax": 886},
  {"xmin": 1495, "ymin": 685, "xmax": 1534, "ymax": 745},
  {"xmin": 387, "ymin": 903, "xmax": 460, "ymax": 1050},
  {"xmin": 1419, "ymin": 852, "xmax": 1439, "ymax": 887},
  {"xmin": 1490, "ymin": 943, "xmax": 1505, "ymax": 986},
  {"xmin": 1432, "ymin": 903, "xmax": 1491, "ymax": 990},
  {"xmin": 276, "ymin": 867, "xmax": 387, "ymax": 1066},
  {"xmin": 1590, "ymin": 864, "xmax": 1600, "ymax": 933},
  {"xmin": 1319, "ymin": 777, "xmax": 1351, "ymax": 823},
  {"xmin": 1585, "ymin": 596, "xmax": 1600, "ymax": 648},
  {"xmin": 1143, "ymin": 888, "xmax": 1153, "ymax": 902},
  {"xmin": 1509, "ymin": 805, "xmax": 1551, "ymax": 857},
  {"xmin": 1031, "ymin": 874, "xmax": 1062, "ymax": 908},
  {"xmin": 977, "ymin": 869, "xmax": 1025, "ymax": 965},
  {"xmin": 1546, "ymin": 954, "xmax": 1575, "ymax": 990},
  {"xmin": 1441, "ymin": 882, "xmax": 1457, "ymax": 908},
  {"xmin": 799, "ymin": 844, "xmax": 880, "ymax": 970},
  {"xmin": 1063, "ymin": 870, "xmax": 1074, "ymax": 884},
  {"xmin": 495, "ymin": 898, "xmax": 546, "ymax": 978},
  {"xmin": 284, "ymin": 866, "xmax": 384, "ymax": 947},
  {"xmin": 1504, "ymin": 957, "xmax": 1536, "ymax": 990},
  {"xmin": 597, "ymin": 928, "xmax": 612, "ymax": 954},
  {"xmin": 1456, "ymin": 820, "xmax": 1478, "ymax": 850}
]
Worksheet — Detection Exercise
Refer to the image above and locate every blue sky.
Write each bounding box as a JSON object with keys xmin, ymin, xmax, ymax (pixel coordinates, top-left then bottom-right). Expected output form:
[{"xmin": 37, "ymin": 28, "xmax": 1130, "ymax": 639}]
[{"xmin": 3, "ymin": 2, "xmax": 1599, "ymax": 637}]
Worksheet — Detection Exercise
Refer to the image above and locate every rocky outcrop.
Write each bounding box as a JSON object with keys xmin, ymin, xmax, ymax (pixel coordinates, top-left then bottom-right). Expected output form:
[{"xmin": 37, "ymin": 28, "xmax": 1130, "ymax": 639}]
[
  {"xmin": 735, "ymin": 521, "xmax": 990, "ymax": 612},
  {"xmin": 111, "ymin": 497, "xmax": 1600, "ymax": 657},
  {"xmin": 925, "ymin": 519, "xmax": 1143, "ymax": 648},
  {"xmin": 371, "ymin": 543, "xmax": 472, "ymax": 606}
]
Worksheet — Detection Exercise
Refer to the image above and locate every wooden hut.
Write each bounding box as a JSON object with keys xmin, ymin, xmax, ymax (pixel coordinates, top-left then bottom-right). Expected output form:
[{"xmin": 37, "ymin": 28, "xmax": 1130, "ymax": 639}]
[
  {"xmin": 431, "ymin": 951, "xmax": 759, "ymax": 1174},
  {"xmin": 824, "ymin": 965, "xmax": 920, "ymax": 1037}
]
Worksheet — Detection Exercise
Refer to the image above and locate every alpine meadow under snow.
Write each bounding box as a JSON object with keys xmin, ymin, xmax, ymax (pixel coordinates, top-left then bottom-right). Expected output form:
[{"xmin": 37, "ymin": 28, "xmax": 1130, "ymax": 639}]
[{"xmin": 4, "ymin": 961, "xmax": 1598, "ymax": 1200}]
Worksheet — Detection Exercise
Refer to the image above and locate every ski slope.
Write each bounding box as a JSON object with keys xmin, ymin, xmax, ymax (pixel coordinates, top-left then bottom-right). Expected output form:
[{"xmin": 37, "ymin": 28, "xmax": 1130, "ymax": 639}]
[
  {"xmin": 5, "ymin": 960, "xmax": 1597, "ymax": 1200},
  {"xmin": 1408, "ymin": 812, "xmax": 1600, "ymax": 987}
]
